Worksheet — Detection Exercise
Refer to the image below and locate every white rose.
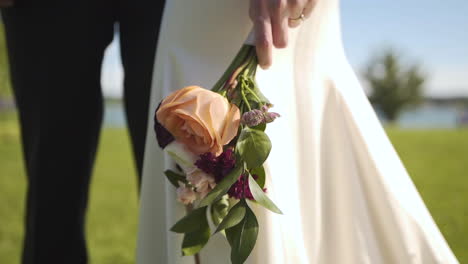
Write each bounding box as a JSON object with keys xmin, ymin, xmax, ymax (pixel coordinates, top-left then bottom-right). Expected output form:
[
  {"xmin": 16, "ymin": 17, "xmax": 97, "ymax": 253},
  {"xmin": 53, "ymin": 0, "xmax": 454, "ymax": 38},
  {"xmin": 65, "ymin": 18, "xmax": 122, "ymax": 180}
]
[{"xmin": 165, "ymin": 141, "xmax": 198, "ymax": 173}]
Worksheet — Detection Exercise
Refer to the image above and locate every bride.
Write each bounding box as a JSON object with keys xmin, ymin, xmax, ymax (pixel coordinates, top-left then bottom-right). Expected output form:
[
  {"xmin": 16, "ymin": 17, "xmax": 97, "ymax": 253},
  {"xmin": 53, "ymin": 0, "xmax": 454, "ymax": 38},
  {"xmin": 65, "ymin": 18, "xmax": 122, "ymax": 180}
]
[{"xmin": 136, "ymin": 0, "xmax": 458, "ymax": 263}]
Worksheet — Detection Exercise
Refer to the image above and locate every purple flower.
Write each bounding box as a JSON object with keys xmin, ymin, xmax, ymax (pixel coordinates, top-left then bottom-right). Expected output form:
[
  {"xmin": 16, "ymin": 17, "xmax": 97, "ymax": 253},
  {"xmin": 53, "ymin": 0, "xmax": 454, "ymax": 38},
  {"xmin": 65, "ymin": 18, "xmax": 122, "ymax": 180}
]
[
  {"xmin": 264, "ymin": 112, "xmax": 280, "ymax": 123},
  {"xmin": 241, "ymin": 109, "xmax": 264, "ymax": 127},
  {"xmin": 261, "ymin": 104, "xmax": 271, "ymax": 112},
  {"xmin": 241, "ymin": 106, "xmax": 281, "ymax": 127},
  {"xmin": 261, "ymin": 104, "xmax": 280, "ymax": 123}
]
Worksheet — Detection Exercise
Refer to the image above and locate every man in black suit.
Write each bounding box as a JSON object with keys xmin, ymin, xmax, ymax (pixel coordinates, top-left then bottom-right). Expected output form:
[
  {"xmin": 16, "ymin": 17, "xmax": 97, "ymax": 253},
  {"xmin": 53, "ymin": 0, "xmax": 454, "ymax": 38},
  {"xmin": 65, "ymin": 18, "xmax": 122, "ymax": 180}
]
[{"xmin": 1, "ymin": 0, "xmax": 165, "ymax": 263}]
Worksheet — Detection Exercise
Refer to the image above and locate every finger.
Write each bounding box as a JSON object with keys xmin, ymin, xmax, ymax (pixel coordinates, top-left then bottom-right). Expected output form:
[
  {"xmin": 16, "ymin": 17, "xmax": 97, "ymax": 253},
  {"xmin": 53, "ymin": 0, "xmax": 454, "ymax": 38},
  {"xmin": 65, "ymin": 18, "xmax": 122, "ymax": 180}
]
[
  {"xmin": 250, "ymin": 0, "xmax": 273, "ymax": 69},
  {"xmin": 288, "ymin": 0, "xmax": 304, "ymax": 28},
  {"xmin": 254, "ymin": 17, "xmax": 273, "ymax": 69},
  {"xmin": 269, "ymin": 0, "xmax": 288, "ymax": 48},
  {"xmin": 303, "ymin": 0, "xmax": 318, "ymax": 18}
]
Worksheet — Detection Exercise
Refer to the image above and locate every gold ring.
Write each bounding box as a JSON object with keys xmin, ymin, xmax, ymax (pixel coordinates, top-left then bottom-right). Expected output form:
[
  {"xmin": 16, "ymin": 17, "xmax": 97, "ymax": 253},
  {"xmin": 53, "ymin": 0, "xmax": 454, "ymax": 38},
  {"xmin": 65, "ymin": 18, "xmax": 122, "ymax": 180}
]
[{"xmin": 290, "ymin": 13, "xmax": 305, "ymax": 22}]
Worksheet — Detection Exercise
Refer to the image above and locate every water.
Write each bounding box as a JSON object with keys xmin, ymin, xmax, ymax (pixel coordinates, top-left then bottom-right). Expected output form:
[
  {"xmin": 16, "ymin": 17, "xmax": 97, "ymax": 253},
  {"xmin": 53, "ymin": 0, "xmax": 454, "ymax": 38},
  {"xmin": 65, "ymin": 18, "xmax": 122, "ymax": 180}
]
[
  {"xmin": 104, "ymin": 102, "xmax": 467, "ymax": 129},
  {"xmin": 104, "ymin": 103, "xmax": 127, "ymax": 128},
  {"xmin": 374, "ymin": 104, "xmax": 465, "ymax": 128},
  {"xmin": 398, "ymin": 105, "xmax": 460, "ymax": 129}
]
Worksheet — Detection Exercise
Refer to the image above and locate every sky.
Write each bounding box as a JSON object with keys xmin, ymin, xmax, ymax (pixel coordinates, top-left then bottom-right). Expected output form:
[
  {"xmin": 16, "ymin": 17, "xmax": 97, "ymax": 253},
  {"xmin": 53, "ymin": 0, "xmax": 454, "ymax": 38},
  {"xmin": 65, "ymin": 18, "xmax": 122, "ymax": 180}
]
[{"xmin": 101, "ymin": 0, "xmax": 468, "ymax": 98}]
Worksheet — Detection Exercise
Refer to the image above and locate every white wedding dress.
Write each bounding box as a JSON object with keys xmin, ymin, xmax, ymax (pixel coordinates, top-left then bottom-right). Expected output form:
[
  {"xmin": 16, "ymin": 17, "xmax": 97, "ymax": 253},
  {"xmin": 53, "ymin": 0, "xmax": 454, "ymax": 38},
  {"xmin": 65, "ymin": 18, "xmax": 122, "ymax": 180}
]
[{"xmin": 136, "ymin": 0, "xmax": 458, "ymax": 263}]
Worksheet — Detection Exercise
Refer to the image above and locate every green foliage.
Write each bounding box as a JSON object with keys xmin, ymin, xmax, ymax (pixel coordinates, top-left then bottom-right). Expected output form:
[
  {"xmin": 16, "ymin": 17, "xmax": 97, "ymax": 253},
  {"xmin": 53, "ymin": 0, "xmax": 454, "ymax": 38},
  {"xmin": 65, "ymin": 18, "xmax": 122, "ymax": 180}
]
[
  {"xmin": 180, "ymin": 208, "xmax": 211, "ymax": 256},
  {"xmin": 164, "ymin": 169, "xmax": 186, "ymax": 188},
  {"xmin": 171, "ymin": 207, "xmax": 212, "ymax": 256},
  {"xmin": 225, "ymin": 201, "xmax": 258, "ymax": 264},
  {"xmin": 365, "ymin": 49, "xmax": 425, "ymax": 121},
  {"xmin": 211, "ymin": 196, "xmax": 230, "ymax": 227},
  {"xmin": 171, "ymin": 207, "xmax": 208, "ymax": 234},
  {"xmin": 181, "ymin": 228, "xmax": 210, "ymax": 256},
  {"xmin": 242, "ymin": 77, "xmax": 270, "ymax": 110},
  {"xmin": 199, "ymin": 165, "xmax": 243, "ymax": 207},
  {"xmin": 248, "ymin": 174, "xmax": 282, "ymax": 214},
  {"xmin": 250, "ymin": 166, "xmax": 266, "ymax": 188},
  {"xmin": 215, "ymin": 201, "xmax": 246, "ymax": 234},
  {"xmin": 236, "ymin": 127, "xmax": 271, "ymax": 169},
  {"xmin": 181, "ymin": 226, "xmax": 211, "ymax": 256},
  {"xmin": 251, "ymin": 122, "xmax": 266, "ymax": 132}
]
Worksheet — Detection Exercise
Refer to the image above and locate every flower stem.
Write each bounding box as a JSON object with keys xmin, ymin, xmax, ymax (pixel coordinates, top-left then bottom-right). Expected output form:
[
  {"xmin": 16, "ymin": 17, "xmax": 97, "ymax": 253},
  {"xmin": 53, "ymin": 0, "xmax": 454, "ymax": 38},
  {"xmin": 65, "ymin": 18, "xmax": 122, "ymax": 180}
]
[
  {"xmin": 223, "ymin": 61, "xmax": 250, "ymax": 91},
  {"xmin": 185, "ymin": 204, "xmax": 201, "ymax": 264},
  {"xmin": 244, "ymin": 84, "xmax": 262, "ymax": 103},
  {"xmin": 212, "ymin": 45, "xmax": 254, "ymax": 92},
  {"xmin": 240, "ymin": 87, "xmax": 252, "ymax": 111},
  {"xmin": 194, "ymin": 253, "xmax": 201, "ymax": 264},
  {"xmin": 244, "ymin": 52, "xmax": 258, "ymax": 78}
]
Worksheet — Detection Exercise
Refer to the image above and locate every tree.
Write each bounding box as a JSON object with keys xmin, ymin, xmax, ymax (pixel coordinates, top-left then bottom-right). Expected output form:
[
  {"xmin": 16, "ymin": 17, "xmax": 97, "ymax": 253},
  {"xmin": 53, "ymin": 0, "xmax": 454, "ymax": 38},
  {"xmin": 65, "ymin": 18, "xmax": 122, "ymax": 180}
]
[{"xmin": 364, "ymin": 49, "xmax": 425, "ymax": 122}]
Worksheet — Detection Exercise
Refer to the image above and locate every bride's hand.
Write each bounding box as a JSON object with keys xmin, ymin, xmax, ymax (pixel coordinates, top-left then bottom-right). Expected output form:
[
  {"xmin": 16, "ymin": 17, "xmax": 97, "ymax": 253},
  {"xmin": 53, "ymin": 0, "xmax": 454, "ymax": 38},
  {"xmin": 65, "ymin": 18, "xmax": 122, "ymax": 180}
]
[{"xmin": 249, "ymin": 0, "xmax": 318, "ymax": 69}]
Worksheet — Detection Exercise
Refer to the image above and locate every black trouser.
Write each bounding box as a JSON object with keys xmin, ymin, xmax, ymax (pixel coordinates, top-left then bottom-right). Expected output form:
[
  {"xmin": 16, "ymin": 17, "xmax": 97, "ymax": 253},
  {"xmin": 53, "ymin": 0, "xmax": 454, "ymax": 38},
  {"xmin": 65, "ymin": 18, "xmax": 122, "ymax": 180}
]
[{"xmin": 1, "ymin": 0, "xmax": 165, "ymax": 263}]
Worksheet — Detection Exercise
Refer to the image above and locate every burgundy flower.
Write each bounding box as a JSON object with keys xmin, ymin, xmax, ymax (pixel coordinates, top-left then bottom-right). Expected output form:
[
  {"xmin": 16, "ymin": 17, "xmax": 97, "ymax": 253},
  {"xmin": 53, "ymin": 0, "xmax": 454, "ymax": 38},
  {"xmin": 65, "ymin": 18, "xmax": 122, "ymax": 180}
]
[
  {"xmin": 195, "ymin": 148, "xmax": 266, "ymax": 200},
  {"xmin": 228, "ymin": 174, "xmax": 266, "ymax": 200},
  {"xmin": 195, "ymin": 148, "xmax": 236, "ymax": 182},
  {"xmin": 194, "ymin": 152, "xmax": 218, "ymax": 175},
  {"xmin": 228, "ymin": 174, "xmax": 252, "ymax": 200},
  {"xmin": 217, "ymin": 148, "xmax": 236, "ymax": 178},
  {"xmin": 154, "ymin": 102, "xmax": 175, "ymax": 149}
]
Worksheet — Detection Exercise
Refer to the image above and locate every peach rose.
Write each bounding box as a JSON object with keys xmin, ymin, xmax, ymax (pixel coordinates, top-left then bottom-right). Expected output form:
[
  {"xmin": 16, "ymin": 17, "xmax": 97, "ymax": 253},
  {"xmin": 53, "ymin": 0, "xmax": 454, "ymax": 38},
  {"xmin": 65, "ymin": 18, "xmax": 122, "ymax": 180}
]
[{"xmin": 156, "ymin": 86, "xmax": 240, "ymax": 156}]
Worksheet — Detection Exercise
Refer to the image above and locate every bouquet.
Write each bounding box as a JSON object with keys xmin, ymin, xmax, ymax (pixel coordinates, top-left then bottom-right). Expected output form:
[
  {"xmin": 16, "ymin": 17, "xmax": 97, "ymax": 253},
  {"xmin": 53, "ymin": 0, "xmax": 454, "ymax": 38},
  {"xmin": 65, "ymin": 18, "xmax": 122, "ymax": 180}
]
[{"xmin": 154, "ymin": 36, "xmax": 282, "ymax": 264}]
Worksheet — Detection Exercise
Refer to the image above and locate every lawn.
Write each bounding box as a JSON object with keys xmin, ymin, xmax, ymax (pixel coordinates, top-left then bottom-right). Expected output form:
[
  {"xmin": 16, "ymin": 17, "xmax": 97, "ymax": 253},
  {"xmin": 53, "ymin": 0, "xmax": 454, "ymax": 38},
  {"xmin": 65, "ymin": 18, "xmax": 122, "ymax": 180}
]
[
  {"xmin": 1, "ymin": 114, "xmax": 467, "ymax": 263},
  {"xmin": 0, "ymin": 113, "xmax": 139, "ymax": 264}
]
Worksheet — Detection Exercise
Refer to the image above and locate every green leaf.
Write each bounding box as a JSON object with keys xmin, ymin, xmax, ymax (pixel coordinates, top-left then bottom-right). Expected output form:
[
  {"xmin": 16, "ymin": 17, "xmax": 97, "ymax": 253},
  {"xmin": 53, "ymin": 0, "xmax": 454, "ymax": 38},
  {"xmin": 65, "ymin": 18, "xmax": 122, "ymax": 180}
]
[
  {"xmin": 181, "ymin": 221, "xmax": 211, "ymax": 256},
  {"xmin": 245, "ymin": 79, "xmax": 270, "ymax": 108},
  {"xmin": 225, "ymin": 225, "xmax": 236, "ymax": 247},
  {"xmin": 199, "ymin": 165, "xmax": 243, "ymax": 207},
  {"xmin": 250, "ymin": 166, "xmax": 266, "ymax": 189},
  {"xmin": 164, "ymin": 170, "xmax": 186, "ymax": 187},
  {"xmin": 171, "ymin": 207, "xmax": 212, "ymax": 256},
  {"xmin": 171, "ymin": 207, "xmax": 207, "ymax": 233},
  {"xmin": 211, "ymin": 196, "xmax": 230, "ymax": 227},
  {"xmin": 248, "ymin": 174, "xmax": 282, "ymax": 214},
  {"xmin": 228, "ymin": 202, "xmax": 259, "ymax": 264},
  {"xmin": 251, "ymin": 122, "xmax": 266, "ymax": 131},
  {"xmin": 236, "ymin": 127, "xmax": 272, "ymax": 169},
  {"xmin": 215, "ymin": 201, "xmax": 246, "ymax": 233}
]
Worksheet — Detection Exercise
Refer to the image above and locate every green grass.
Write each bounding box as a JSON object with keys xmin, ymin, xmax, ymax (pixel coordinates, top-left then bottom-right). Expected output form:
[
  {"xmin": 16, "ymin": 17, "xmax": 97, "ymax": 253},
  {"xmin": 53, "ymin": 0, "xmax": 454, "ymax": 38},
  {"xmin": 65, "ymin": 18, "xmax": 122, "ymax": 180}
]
[
  {"xmin": 0, "ymin": 113, "xmax": 138, "ymax": 264},
  {"xmin": 387, "ymin": 128, "xmax": 468, "ymax": 262},
  {"xmin": 1, "ymin": 116, "xmax": 467, "ymax": 263}
]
